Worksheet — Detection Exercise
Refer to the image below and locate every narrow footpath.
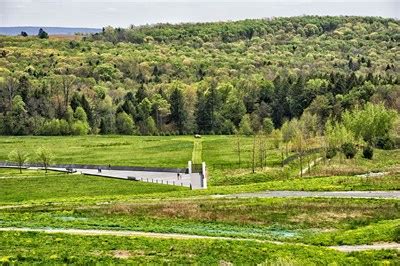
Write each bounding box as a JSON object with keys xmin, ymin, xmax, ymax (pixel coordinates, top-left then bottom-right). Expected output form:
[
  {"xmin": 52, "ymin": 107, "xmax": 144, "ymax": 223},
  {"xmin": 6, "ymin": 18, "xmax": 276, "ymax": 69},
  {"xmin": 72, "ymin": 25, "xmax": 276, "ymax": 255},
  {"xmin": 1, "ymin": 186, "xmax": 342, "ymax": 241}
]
[
  {"xmin": 0, "ymin": 227, "xmax": 398, "ymax": 252},
  {"xmin": 218, "ymin": 190, "xmax": 400, "ymax": 199}
]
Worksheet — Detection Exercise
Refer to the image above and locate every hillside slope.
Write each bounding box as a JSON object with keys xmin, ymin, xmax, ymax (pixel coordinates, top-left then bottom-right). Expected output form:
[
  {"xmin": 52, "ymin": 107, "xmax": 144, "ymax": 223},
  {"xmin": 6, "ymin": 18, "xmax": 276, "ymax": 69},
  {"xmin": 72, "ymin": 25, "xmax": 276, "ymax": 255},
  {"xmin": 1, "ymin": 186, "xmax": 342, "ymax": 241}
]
[{"xmin": 0, "ymin": 16, "xmax": 399, "ymax": 135}]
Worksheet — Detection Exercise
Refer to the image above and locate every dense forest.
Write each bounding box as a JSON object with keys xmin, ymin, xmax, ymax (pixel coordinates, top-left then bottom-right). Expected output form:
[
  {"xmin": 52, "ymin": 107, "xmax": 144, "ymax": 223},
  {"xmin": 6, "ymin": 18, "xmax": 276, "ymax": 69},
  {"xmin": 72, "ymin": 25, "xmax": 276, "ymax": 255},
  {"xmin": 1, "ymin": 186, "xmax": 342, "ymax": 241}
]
[{"xmin": 0, "ymin": 16, "xmax": 399, "ymax": 137}]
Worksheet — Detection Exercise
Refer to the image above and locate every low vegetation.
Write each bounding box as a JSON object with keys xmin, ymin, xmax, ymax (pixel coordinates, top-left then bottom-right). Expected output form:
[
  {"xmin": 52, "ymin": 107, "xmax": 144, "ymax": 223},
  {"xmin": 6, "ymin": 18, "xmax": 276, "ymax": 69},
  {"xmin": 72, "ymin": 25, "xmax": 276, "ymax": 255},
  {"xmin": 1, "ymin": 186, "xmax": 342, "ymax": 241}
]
[{"xmin": 2, "ymin": 231, "xmax": 399, "ymax": 264}]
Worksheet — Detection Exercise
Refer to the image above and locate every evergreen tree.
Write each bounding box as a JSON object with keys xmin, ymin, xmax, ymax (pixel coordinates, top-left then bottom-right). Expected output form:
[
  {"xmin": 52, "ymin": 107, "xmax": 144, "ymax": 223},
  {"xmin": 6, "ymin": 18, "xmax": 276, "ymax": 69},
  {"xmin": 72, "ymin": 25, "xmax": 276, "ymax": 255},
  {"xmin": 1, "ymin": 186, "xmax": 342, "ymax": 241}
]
[
  {"xmin": 169, "ymin": 87, "xmax": 187, "ymax": 134},
  {"xmin": 80, "ymin": 95, "xmax": 93, "ymax": 126},
  {"xmin": 195, "ymin": 90, "xmax": 212, "ymax": 133},
  {"xmin": 38, "ymin": 28, "xmax": 48, "ymax": 39}
]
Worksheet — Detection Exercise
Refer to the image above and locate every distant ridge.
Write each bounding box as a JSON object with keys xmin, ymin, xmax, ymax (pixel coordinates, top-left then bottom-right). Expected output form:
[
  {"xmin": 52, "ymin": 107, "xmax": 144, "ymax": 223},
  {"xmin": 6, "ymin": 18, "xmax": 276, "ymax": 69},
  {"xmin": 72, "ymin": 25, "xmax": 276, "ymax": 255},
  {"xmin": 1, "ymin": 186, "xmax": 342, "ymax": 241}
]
[{"xmin": 0, "ymin": 26, "xmax": 101, "ymax": 36}]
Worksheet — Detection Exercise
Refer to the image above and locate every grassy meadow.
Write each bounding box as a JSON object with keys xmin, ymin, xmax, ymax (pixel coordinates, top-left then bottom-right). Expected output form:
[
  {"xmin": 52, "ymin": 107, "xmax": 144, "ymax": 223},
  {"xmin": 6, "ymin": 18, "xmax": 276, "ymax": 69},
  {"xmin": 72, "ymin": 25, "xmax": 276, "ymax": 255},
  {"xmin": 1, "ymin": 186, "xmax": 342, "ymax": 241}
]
[
  {"xmin": 0, "ymin": 135, "xmax": 286, "ymax": 168},
  {"xmin": 3, "ymin": 231, "xmax": 399, "ymax": 265},
  {"xmin": 0, "ymin": 135, "xmax": 399, "ymax": 264}
]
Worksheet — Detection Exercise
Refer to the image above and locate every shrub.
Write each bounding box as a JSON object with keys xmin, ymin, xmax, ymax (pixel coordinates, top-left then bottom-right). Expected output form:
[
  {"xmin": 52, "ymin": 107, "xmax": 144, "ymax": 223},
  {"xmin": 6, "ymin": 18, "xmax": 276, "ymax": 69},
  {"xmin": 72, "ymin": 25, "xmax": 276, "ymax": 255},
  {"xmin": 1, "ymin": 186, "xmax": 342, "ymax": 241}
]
[
  {"xmin": 115, "ymin": 112, "xmax": 135, "ymax": 135},
  {"xmin": 362, "ymin": 145, "xmax": 373, "ymax": 160},
  {"xmin": 70, "ymin": 121, "xmax": 90, "ymax": 135},
  {"xmin": 394, "ymin": 226, "xmax": 400, "ymax": 242},
  {"xmin": 41, "ymin": 119, "xmax": 61, "ymax": 135},
  {"xmin": 325, "ymin": 147, "xmax": 337, "ymax": 159},
  {"xmin": 375, "ymin": 136, "xmax": 395, "ymax": 150},
  {"xmin": 341, "ymin": 142, "xmax": 357, "ymax": 159}
]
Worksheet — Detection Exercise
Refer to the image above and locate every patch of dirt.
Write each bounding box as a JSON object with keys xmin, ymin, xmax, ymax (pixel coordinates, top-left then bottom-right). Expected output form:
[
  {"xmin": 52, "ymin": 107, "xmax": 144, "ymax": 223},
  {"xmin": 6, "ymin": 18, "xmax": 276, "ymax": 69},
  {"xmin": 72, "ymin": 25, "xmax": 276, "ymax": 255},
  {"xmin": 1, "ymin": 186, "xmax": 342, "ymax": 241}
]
[
  {"xmin": 219, "ymin": 260, "xmax": 233, "ymax": 266},
  {"xmin": 113, "ymin": 250, "xmax": 131, "ymax": 259}
]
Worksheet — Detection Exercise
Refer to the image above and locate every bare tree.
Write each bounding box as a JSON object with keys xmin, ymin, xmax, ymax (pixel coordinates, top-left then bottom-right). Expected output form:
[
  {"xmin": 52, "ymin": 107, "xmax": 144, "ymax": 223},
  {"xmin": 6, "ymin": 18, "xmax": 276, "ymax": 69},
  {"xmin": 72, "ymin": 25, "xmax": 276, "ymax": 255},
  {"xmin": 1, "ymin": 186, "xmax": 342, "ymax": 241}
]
[
  {"xmin": 251, "ymin": 134, "xmax": 256, "ymax": 173},
  {"xmin": 281, "ymin": 120, "xmax": 296, "ymax": 157},
  {"xmin": 292, "ymin": 129, "xmax": 305, "ymax": 177},
  {"xmin": 61, "ymin": 74, "xmax": 76, "ymax": 109},
  {"xmin": 4, "ymin": 76, "xmax": 18, "ymax": 111},
  {"xmin": 234, "ymin": 129, "xmax": 242, "ymax": 168},
  {"xmin": 8, "ymin": 148, "xmax": 29, "ymax": 173},
  {"xmin": 271, "ymin": 129, "xmax": 283, "ymax": 167},
  {"xmin": 257, "ymin": 132, "xmax": 267, "ymax": 169}
]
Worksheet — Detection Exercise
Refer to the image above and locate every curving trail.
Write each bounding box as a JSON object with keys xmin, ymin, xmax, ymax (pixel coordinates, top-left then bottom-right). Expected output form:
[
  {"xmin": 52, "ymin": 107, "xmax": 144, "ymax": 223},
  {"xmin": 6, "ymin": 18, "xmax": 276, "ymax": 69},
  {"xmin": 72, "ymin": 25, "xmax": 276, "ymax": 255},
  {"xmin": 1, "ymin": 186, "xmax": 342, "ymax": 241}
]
[
  {"xmin": 217, "ymin": 190, "xmax": 400, "ymax": 199},
  {"xmin": 0, "ymin": 227, "xmax": 399, "ymax": 252}
]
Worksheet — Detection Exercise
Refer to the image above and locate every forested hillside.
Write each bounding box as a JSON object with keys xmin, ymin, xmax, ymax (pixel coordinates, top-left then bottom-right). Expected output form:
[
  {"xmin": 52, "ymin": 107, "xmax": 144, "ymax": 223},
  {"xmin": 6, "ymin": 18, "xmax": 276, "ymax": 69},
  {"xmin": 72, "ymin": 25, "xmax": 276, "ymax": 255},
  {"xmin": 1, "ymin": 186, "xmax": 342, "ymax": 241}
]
[{"xmin": 0, "ymin": 16, "xmax": 399, "ymax": 136}]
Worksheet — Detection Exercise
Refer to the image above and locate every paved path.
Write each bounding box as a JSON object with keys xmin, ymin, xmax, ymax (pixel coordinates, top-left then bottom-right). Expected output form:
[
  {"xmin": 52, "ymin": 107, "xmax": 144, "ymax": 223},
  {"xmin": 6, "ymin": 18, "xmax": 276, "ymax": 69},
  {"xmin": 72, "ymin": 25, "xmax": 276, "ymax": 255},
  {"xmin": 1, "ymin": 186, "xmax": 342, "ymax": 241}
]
[
  {"xmin": 0, "ymin": 227, "xmax": 398, "ymax": 252},
  {"xmin": 32, "ymin": 167, "xmax": 203, "ymax": 189},
  {"xmin": 1, "ymin": 164, "xmax": 204, "ymax": 189},
  {"xmin": 217, "ymin": 190, "xmax": 400, "ymax": 199}
]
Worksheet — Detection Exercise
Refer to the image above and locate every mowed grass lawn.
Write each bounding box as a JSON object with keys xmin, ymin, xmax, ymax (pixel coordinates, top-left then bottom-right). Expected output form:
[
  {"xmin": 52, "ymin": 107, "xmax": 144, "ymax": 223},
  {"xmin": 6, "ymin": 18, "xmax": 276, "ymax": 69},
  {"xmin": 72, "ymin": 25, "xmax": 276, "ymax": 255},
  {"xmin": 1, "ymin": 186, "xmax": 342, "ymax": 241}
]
[
  {"xmin": 1, "ymin": 135, "xmax": 398, "ymax": 174},
  {"xmin": 0, "ymin": 135, "xmax": 284, "ymax": 168},
  {"xmin": 0, "ymin": 135, "xmax": 194, "ymax": 167},
  {"xmin": 0, "ymin": 169, "xmax": 186, "ymax": 204},
  {"xmin": 3, "ymin": 231, "xmax": 398, "ymax": 265},
  {"xmin": 1, "ymin": 168, "xmax": 399, "ymax": 206}
]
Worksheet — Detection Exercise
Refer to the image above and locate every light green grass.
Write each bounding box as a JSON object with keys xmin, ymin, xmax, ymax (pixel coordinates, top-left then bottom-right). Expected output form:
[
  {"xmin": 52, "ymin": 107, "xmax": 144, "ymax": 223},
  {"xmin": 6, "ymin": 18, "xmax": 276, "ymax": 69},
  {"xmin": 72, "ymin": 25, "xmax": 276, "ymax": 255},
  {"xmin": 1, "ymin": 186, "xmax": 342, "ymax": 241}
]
[
  {"xmin": 192, "ymin": 138, "xmax": 203, "ymax": 164},
  {"xmin": 0, "ymin": 169, "xmax": 186, "ymax": 204},
  {"xmin": 304, "ymin": 219, "xmax": 400, "ymax": 246},
  {"xmin": 1, "ymin": 198, "xmax": 398, "ymax": 242},
  {"xmin": 0, "ymin": 135, "xmax": 193, "ymax": 168},
  {"xmin": 1, "ymin": 231, "xmax": 398, "ymax": 264},
  {"xmin": 0, "ymin": 135, "xmax": 287, "ymax": 169},
  {"xmin": 1, "ymin": 169, "xmax": 399, "ymax": 206}
]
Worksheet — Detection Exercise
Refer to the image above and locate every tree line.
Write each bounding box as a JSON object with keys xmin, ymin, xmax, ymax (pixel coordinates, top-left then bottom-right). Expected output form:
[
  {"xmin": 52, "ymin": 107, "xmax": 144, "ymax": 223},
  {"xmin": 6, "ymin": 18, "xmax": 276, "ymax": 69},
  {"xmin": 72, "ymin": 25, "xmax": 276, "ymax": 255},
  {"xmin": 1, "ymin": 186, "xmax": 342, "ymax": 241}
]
[{"xmin": 0, "ymin": 16, "xmax": 399, "ymax": 136}]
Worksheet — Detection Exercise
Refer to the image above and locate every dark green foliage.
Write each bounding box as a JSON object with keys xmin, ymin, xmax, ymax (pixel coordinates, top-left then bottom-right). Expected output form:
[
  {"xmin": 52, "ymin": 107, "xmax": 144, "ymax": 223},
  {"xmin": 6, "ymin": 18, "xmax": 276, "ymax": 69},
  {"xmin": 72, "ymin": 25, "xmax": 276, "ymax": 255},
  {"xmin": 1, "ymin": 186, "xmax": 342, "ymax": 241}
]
[
  {"xmin": 362, "ymin": 145, "xmax": 374, "ymax": 160},
  {"xmin": 341, "ymin": 142, "xmax": 357, "ymax": 159},
  {"xmin": 38, "ymin": 28, "xmax": 48, "ymax": 39},
  {"xmin": 325, "ymin": 147, "xmax": 337, "ymax": 159},
  {"xmin": 376, "ymin": 136, "xmax": 395, "ymax": 150},
  {"xmin": 394, "ymin": 226, "xmax": 400, "ymax": 242},
  {"xmin": 20, "ymin": 31, "xmax": 28, "ymax": 37},
  {"xmin": 169, "ymin": 87, "xmax": 187, "ymax": 134},
  {"xmin": 262, "ymin": 118, "xmax": 274, "ymax": 134}
]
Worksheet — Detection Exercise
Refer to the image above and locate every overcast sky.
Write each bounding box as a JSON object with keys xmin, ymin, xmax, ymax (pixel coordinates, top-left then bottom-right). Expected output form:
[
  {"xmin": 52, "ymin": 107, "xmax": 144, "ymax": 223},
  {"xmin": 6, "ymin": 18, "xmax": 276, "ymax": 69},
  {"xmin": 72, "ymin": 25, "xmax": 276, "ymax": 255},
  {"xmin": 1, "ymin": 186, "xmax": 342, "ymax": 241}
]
[{"xmin": 1, "ymin": 0, "xmax": 399, "ymax": 28}]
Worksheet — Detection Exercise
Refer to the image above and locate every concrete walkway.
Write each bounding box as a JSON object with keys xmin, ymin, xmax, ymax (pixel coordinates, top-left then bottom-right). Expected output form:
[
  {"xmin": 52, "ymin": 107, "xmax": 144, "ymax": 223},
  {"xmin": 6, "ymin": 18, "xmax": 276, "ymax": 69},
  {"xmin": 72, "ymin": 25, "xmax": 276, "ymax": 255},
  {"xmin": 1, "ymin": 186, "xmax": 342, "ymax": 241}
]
[
  {"xmin": 62, "ymin": 168, "xmax": 200, "ymax": 189},
  {"xmin": 0, "ymin": 227, "xmax": 398, "ymax": 252},
  {"xmin": 30, "ymin": 167, "xmax": 203, "ymax": 189},
  {"xmin": 217, "ymin": 190, "xmax": 400, "ymax": 199}
]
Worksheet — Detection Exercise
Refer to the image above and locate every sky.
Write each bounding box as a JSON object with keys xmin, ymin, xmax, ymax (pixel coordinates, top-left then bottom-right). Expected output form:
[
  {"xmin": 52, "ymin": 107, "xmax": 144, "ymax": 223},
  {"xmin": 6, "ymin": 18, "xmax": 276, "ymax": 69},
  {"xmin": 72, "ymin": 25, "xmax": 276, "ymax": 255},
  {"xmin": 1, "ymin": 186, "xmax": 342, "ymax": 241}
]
[{"xmin": 1, "ymin": 0, "xmax": 399, "ymax": 28}]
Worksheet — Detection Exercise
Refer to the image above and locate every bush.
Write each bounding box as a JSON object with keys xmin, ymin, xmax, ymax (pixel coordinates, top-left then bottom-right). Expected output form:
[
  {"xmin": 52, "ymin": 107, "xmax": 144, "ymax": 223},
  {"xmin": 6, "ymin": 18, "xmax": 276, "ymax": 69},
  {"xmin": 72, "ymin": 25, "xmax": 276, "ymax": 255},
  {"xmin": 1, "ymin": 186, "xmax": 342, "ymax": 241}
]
[
  {"xmin": 394, "ymin": 226, "xmax": 400, "ymax": 242},
  {"xmin": 362, "ymin": 145, "xmax": 373, "ymax": 160},
  {"xmin": 341, "ymin": 142, "xmax": 357, "ymax": 159},
  {"xmin": 375, "ymin": 136, "xmax": 395, "ymax": 150},
  {"xmin": 41, "ymin": 120, "xmax": 60, "ymax": 135},
  {"xmin": 70, "ymin": 121, "xmax": 90, "ymax": 135},
  {"xmin": 115, "ymin": 112, "xmax": 135, "ymax": 135},
  {"xmin": 325, "ymin": 147, "xmax": 337, "ymax": 159}
]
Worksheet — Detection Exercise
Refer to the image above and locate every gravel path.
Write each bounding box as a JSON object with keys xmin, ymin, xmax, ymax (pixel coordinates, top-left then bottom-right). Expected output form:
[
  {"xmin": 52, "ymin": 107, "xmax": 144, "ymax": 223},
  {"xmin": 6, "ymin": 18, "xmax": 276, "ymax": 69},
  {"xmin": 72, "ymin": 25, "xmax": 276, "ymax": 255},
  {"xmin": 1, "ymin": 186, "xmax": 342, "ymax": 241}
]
[
  {"xmin": 1, "ymin": 227, "xmax": 399, "ymax": 252},
  {"xmin": 218, "ymin": 190, "xmax": 400, "ymax": 199},
  {"xmin": 331, "ymin": 243, "xmax": 400, "ymax": 252}
]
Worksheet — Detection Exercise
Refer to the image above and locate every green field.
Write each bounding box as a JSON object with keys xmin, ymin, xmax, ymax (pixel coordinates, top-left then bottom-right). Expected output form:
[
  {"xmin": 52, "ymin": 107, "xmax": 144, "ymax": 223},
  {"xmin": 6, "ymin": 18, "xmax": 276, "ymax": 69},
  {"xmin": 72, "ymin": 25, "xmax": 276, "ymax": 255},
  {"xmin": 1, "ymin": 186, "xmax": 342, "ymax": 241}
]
[
  {"xmin": 0, "ymin": 135, "xmax": 287, "ymax": 168},
  {"xmin": 3, "ymin": 231, "xmax": 399, "ymax": 265},
  {"xmin": 1, "ymin": 136, "xmax": 399, "ymax": 264}
]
